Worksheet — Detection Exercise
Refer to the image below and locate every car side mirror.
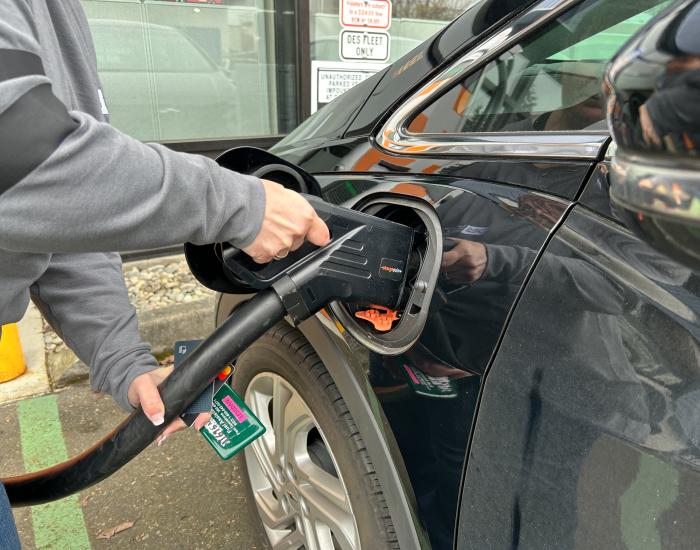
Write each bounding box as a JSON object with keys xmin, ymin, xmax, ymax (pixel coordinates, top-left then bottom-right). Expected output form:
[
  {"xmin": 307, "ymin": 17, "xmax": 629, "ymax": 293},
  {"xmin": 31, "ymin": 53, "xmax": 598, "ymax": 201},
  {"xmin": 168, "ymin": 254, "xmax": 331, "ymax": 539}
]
[{"xmin": 604, "ymin": 0, "xmax": 700, "ymax": 270}]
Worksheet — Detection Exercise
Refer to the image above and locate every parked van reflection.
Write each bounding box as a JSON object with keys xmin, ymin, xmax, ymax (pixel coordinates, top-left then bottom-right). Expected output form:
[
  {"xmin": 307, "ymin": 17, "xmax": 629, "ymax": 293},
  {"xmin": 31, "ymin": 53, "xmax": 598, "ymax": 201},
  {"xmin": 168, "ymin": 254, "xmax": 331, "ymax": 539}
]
[{"xmin": 90, "ymin": 19, "xmax": 240, "ymax": 141}]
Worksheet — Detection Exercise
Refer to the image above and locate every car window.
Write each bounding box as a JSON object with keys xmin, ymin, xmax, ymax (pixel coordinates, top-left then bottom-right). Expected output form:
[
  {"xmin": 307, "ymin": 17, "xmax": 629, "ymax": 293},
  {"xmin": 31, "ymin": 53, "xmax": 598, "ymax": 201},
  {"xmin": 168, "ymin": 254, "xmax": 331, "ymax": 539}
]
[{"xmin": 407, "ymin": 0, "xmax": 671, "ymax": 135}]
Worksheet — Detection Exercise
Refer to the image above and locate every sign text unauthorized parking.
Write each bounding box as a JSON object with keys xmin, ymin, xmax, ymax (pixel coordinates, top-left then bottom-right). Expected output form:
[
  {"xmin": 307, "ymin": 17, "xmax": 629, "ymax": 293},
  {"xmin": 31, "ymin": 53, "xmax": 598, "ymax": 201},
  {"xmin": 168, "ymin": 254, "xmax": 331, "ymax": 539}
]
[{"xmin": 311, "ymin": 61, "xmax": 387, "ymax": 113}]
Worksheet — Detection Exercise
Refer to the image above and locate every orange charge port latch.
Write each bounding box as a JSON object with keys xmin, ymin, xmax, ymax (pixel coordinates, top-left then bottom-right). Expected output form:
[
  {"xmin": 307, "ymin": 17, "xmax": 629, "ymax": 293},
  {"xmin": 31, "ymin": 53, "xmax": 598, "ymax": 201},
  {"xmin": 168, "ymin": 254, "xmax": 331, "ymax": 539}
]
[{"xmin": 355, "ymin": 305, "xmax": 400, "ymax": 332}]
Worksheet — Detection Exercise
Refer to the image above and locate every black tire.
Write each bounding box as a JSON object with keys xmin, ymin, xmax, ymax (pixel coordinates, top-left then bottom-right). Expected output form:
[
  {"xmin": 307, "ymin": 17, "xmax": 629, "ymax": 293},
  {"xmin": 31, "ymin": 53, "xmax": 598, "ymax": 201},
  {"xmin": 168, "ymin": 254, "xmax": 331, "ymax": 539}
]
[{"xmin": 233, "ymin": 322, "xmax": 399, "ymax": 549}]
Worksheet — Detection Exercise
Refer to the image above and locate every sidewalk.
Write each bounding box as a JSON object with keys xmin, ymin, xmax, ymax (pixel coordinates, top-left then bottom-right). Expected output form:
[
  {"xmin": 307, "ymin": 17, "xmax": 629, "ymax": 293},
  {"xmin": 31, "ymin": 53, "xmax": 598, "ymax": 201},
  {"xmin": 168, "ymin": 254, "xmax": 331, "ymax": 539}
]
[{"xmin": 0, "ymin": 304, "xmax": 51, "ymax": 406}]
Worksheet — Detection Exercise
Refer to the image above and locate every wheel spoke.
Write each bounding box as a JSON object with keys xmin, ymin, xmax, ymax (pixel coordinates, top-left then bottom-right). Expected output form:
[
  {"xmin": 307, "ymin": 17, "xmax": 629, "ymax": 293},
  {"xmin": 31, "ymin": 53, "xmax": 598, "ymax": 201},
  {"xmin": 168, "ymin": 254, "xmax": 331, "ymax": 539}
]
[
  {"xmin": 254, "ymin": 488, "xmax": 295, "ymax": 530},
  {"xmin": 299, "ymin": 514, "xmax": 327, "ymax": 550},
  {"xmin": 249, "ymin": 437, "xmax": 281, "ymax": 491},
  {"xmin": 297, "ymin": 464, "xmax": 348, "ymax": 511},
  {"xmin": 272, "ymin": 376, "xmax": 293, "ymax": 463},
  {"xmin": 271, "ymin": 529, "xmax": 305, "ymax": 550},
  {"xmin": 248, "ymin": 388, "xmax": 277, "ymax": 464},
  {"xmin": 297, "ymin": 468, "xmax": 357, "ymax": 549},
  {"xmin": 283, "ymin": 394, "xmax": 314, "ymax": 471}
]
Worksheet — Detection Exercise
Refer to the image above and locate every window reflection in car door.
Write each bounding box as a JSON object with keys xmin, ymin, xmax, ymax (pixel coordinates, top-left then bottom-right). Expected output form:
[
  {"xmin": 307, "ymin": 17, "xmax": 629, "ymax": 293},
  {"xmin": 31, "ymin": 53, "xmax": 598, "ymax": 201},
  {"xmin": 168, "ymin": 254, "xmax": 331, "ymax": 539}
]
[{"xmin": 457, "ymin": 202, "xmax": 700, "ymax": 549}]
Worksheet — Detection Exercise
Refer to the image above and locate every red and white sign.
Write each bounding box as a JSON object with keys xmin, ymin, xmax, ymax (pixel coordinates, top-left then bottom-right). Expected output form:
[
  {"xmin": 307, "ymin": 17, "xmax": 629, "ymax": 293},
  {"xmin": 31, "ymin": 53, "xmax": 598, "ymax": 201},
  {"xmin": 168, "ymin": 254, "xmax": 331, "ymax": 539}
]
[{"xmin": 340, "ymin": 0, "xmax": 392, "ymax": 30}]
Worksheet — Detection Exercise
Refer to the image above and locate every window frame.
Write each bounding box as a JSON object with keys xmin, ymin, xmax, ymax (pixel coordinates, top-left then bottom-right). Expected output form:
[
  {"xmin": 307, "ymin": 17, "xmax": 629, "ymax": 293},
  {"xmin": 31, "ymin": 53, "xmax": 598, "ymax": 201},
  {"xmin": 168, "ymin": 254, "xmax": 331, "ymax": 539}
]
[{"xmin": 376, "ymin": 0, "xmax": 612, "ymax": 161}]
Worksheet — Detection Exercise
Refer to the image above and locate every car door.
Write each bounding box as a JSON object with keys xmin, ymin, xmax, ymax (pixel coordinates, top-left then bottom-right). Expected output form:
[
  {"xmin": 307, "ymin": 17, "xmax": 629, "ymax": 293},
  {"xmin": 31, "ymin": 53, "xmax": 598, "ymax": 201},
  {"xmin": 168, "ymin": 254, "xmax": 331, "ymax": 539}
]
[
  {"xmin": 457, "ymin": 146, "xmax": 700, "ymax": 549},
  {"xmin": 309, "ymin": 1, "xmax": 670, "ymax": 548}
]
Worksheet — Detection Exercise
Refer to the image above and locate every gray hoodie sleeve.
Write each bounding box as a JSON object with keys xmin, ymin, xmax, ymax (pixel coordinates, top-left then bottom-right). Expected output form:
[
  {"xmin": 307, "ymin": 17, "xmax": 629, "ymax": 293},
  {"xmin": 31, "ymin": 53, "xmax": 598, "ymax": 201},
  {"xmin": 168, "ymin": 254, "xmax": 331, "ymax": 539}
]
[
  {"xmin": 0, "ymin": 1, "xmax": 266, "ymax": 411},
  {"xmin": 0, "ymin": 1, "xmax": 266, "ymax": 253},
  {"xmin": 30, "ymin": 253, "xmax": 158, "ymax": 411}
]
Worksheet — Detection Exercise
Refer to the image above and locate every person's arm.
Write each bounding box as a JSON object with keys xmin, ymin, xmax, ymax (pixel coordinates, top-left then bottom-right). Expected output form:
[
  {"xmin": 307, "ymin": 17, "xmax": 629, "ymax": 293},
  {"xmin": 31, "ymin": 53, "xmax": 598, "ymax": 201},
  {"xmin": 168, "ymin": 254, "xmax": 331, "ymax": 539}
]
[
  {"xmin": 30, "ymin": 252, "xmax": 158, "ymax": 412},
  {"xmin": 0, "ymin": 0, "xmax": 267, "ymax": 254},
  {"xmin": 30, "ymin": 251, "xmax": 205, "ymax": 431},
  {"xmin": 643, "ymin": 69, "xmax": 700, "ymax": 142}
]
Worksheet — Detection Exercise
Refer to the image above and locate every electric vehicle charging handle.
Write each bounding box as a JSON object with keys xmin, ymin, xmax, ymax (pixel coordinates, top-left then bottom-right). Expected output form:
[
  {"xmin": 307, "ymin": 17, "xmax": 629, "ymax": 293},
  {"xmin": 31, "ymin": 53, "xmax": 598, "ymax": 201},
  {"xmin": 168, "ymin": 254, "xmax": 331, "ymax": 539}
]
[{"xmin": 2, "ymin": 200, "xmax": 415, "ymax": 506}]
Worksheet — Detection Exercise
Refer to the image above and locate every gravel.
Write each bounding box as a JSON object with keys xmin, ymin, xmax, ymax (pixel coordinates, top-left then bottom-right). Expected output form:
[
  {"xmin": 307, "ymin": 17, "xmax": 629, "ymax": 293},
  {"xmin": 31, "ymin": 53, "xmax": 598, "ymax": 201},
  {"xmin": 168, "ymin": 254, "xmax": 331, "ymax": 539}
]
[{"xmin": 43, "ymin": 256, "xmax": 214, "ymax": 357}]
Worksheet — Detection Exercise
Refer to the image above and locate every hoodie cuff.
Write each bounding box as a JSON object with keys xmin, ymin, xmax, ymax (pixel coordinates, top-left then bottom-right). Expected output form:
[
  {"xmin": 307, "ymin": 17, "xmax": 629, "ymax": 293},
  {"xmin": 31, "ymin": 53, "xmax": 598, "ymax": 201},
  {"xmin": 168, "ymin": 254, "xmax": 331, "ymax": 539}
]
[
  {"xmin": 94, "ymin": 347, "xmax": 159, "ymax": 412},
  {"xmin": 221, "ymin": 172, "xmax": 267, "ymax": 249}
]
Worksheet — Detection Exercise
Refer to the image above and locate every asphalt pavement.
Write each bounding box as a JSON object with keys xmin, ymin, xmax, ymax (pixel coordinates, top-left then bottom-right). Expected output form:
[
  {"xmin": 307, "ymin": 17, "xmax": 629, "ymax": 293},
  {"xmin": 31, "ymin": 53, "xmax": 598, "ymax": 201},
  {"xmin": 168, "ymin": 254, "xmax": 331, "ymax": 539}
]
[{"xmin": 1, "ymin": 382, "xmax": 269, "ymax": 549}]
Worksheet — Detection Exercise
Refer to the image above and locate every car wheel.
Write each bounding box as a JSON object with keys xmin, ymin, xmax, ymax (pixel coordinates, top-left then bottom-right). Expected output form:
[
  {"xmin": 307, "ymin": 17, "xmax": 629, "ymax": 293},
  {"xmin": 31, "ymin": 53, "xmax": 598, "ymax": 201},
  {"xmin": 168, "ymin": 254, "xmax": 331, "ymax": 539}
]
[{"xmin": 233, "ymin": 322, "xmax": 399, "ymax": 549}]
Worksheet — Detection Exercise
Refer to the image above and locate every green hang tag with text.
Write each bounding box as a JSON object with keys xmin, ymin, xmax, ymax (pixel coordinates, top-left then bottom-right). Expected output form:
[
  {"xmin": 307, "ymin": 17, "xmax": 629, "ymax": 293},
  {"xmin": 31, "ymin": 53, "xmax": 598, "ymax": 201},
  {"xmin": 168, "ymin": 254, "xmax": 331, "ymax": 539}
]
[
  {"xmin": 199, "ymin": 382, "xmax": 265, "ymax": 461},
  {"xmin": 401, "ymin": 363, "xmax": 458, "ymax": 399}
]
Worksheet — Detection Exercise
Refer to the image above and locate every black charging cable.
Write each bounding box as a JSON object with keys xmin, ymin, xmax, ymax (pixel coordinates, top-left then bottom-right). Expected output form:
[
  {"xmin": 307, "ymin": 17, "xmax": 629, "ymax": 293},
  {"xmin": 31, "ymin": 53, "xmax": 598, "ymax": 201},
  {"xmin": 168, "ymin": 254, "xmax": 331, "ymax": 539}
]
[{"xmin": 3, "ymin": 290, "xmax": 285, "ymax": 506}]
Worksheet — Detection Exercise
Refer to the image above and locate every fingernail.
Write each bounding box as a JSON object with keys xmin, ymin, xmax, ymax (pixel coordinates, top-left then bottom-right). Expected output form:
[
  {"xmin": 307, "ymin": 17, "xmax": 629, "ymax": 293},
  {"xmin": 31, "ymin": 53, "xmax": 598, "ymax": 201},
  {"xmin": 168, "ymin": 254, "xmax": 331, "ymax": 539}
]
[
  {"xmin": 157, "ymin": 434, "xmax": 168, "ymax": 447},
  {"xmin": 150, "ymin": 413, "xmax": 165, "ymax": 426}
]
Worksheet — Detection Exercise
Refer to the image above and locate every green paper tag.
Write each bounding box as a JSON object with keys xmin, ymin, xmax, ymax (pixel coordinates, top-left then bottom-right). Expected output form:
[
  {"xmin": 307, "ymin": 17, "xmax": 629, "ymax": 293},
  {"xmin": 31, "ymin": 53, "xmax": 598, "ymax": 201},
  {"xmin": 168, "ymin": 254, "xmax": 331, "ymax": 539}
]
[
  {"xmin": 199, "ymin": 382, "xmax": 265, "ymax": 460},
  {"xmin": 401, "ymin": 363, "xmax": 458, "ymax": 398}
]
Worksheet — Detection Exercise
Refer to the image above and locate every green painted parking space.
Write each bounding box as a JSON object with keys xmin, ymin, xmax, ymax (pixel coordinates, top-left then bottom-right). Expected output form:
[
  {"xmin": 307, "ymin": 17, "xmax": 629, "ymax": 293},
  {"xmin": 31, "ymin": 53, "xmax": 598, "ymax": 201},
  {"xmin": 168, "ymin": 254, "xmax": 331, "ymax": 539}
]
[{"xmin": 17, "ymin": 395, "xmax": 91, "ymax": 550}]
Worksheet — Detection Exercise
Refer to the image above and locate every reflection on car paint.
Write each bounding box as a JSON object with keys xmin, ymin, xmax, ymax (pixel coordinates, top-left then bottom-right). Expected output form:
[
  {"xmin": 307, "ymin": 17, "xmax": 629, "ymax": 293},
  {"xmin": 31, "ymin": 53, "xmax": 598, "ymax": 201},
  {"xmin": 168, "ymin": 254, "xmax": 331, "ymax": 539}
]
[
  {"xmin": 277, "ymin": 136, "xmax": 591, "ymax": 199},
  {"xmin": 579, "ymin": 161, "xmax": 614, "ymax": 219},
  {"xmin": 315, "ymin": 174, "xmax": 569, "ymax": 548},
  {"xmin": 459, "ymin": 205, "xmax": 700, "ymax": 549}
]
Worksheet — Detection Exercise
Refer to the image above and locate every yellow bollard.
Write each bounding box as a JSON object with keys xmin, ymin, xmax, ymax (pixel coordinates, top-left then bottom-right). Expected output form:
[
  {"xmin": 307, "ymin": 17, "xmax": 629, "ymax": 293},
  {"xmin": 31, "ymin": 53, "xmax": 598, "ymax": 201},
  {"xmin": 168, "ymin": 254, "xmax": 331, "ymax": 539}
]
[{"xmin": 0, "ymin": 323, "xmax": 26, "ymax": 383}]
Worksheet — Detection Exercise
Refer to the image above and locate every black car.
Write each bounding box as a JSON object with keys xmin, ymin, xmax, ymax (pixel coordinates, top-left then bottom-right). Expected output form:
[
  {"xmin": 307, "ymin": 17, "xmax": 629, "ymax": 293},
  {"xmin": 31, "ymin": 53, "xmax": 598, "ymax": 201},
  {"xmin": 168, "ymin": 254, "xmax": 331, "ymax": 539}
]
[{"xmin": 216, "ymin": 0, "xmax": 700, "ymax": 548}]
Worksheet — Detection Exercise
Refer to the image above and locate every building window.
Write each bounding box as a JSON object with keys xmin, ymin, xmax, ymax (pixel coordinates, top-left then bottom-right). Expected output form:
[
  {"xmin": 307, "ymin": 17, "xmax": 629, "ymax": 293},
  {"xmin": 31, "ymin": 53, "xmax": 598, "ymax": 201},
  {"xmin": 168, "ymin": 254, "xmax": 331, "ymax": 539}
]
[
  {"xmin": 309, "ymin": 0, "xmax": 460, "ymax": 112},
  {"xmin": 82, "ymin": 0, "xmax": 298, "ymax": 142}
]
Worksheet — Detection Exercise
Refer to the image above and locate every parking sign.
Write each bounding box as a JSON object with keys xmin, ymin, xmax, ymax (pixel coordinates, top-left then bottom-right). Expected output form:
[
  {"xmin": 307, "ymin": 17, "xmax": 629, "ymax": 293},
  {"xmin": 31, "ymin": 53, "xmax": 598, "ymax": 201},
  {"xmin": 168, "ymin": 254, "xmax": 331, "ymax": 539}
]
[
  {"xmin": 340, "ymin": 0, "xmax": 392, "ymax": 30},
  {"xmin": 340, "ymin": 30, "xmax": 390, "ymax": 62}
]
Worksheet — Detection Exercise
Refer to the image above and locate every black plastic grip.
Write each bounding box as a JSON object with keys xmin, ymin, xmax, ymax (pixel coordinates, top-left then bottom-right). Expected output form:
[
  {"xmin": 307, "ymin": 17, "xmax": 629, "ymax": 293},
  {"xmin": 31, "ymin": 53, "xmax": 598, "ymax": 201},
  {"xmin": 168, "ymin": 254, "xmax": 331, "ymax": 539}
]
[{"xmin": 216, "ymin": 195, "xmax": 414, "ymax": 311}]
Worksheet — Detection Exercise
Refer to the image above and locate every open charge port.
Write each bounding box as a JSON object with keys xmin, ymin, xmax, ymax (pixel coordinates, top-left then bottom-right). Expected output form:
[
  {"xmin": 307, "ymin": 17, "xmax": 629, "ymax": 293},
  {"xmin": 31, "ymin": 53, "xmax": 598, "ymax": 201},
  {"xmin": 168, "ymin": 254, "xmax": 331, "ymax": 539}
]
[
  {"xmin": 349, "ymin": 206, "xmax": 427, "ymax": 323},
  {"xmin": 329, "ymin": 196, "xmax": 442, "ymax": 356}
]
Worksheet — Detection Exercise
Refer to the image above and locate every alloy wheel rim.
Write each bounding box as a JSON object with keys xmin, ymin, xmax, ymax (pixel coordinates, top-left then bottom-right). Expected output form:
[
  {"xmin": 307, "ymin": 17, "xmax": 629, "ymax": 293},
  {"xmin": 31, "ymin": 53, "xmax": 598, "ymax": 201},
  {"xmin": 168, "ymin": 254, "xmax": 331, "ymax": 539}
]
[{"xmin": 244, "ymin": 372, "xmax": 360, "ymax": 550}]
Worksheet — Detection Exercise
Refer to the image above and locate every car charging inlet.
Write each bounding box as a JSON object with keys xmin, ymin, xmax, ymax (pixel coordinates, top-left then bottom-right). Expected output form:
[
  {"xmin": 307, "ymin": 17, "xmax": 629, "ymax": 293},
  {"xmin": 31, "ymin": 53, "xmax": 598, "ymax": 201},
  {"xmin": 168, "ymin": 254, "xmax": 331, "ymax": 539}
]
[
  {"xmin": 330, "ymin": 194, "xmax": 442, "ymax": 355},
  {"xmin": 1, "ymin": 148, "xmax": 433, "ymax": 506}
]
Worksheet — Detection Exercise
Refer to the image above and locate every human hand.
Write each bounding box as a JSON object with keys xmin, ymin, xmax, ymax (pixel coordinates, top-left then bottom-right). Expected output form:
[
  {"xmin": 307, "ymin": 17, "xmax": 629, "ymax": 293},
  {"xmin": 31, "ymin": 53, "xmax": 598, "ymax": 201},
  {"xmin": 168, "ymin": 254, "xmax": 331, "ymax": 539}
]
[
  {"xmin": 404, "ymin": 347, "xmax": 473, "ymax": 380},
  {"xmin": 242, "ymin": 180, "xmax": 331, "ymax": 264},
  {"xmin": 127, "ymin": 366, "xmax": 211, "ymax": 446},
  {"xmin": 639, "ymin": 103, "xmax": 662, "ymax": 148},
  {"xmin": 441, "ymin": 239, "xmax": 487, "ymax": 284}
]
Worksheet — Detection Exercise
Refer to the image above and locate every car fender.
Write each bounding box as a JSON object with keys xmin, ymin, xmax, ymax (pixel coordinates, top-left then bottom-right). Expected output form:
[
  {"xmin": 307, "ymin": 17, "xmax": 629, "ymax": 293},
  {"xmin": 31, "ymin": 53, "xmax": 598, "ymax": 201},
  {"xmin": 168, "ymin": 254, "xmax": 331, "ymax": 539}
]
[{"xmin": 216, "ymin": 292, "xmax": 426, "ymax": 550}]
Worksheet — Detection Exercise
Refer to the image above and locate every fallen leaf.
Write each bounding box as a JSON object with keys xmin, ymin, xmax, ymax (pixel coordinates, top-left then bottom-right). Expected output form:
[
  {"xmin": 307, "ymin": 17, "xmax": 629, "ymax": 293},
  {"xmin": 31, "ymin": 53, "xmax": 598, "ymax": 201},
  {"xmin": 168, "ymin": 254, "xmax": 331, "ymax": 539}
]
[{"xmin": 96, "ymin": 520, "xmax": 135, "ymax": 540}]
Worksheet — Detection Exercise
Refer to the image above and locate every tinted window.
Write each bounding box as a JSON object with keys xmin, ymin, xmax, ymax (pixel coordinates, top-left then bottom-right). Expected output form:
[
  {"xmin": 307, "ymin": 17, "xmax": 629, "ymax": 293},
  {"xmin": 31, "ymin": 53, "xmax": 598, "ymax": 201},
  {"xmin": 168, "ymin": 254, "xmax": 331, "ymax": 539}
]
[{"xmin": 408, "ymin": 0, "xmax": 670, "ymax": 134}]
